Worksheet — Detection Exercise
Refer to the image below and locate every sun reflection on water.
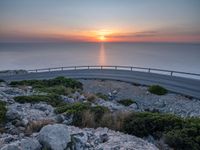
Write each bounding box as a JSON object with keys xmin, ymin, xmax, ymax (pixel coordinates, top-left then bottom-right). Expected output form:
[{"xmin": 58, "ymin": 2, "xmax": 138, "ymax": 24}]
[{"xmin": 99, "ymin": 43, "xmax": 106, "ymax": 65}]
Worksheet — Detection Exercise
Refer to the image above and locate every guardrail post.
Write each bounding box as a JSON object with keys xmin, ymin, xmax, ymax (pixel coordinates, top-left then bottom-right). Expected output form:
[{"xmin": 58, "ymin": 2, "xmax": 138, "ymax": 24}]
[
  {"xmin": 115, "ymin": 66, "xmax": 117, "ymax": 70},
  {"xmin": 101, "ymin": 66, "xmax": 103, "ymax": 70},
  {"xmin": 49, "ymin": 68, "xmax": 51, "ymax": 72},
  {"xmin": 131, "ymin": 67, "xmax": 133, "ymax": 71},
  {"xmin": 148, "ymin": 68, "xmax": 150, "ymax": 73},
  {"xmin": 171, "ymin": 71, "xmax": 173, "ymax": 76},
  {"xmin": 75, "ymin": 66, "xmax": 76, "ymax": 70},
  {"xmin": 88, "ymin": 66, "xmax": 89, "ymax": 69},
  {"xmin": 61, "ymin": 67, "xmax": 63, "ymax": 71},
  {"xmin": 36, "ymin": 69, "xmax": 37, "ymax": 73}
]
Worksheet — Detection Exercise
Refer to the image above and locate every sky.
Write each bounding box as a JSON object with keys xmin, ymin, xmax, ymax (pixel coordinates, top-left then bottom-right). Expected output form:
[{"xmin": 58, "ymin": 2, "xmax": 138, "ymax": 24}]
[{"xmin": 0, "ymin": 0, "xmax": 200, "ymax": 43}]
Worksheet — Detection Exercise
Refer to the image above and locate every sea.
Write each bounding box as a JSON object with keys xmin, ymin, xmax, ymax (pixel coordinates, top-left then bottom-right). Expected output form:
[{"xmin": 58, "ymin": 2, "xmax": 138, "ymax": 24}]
[{"xmin": 0, "ymin": 42, "xmax": 200, "ymax": 75}]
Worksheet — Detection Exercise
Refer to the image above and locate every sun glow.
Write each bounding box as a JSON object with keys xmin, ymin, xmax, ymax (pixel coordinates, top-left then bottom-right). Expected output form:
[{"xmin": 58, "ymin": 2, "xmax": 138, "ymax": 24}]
[
  {"xmin": 99, "ymin": 35, "xmax": 106, "ymax": 41},
  {"xmin": 95, "ymin": 30, "xmax": 114, "ymax": 42}
]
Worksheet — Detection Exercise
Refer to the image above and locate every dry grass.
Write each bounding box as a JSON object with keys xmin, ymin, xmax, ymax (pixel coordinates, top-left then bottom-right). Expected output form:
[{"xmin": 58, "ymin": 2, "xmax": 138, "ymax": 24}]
[
  {"xmin": 100, "ymin": 111, "xmax": 132, "ymax": 131},
  {"xmin": 25, "ymin": 119, "xmax": 55, "ymax": 135},
  {"xmin": 85, "ymin": 93, "xmax": 97, "ymax": 103},
  {"xmin": 81, "ymin": 110, "xmax": 96, "ymax": 128},
  {"xmin": 78, "ymin": 110, "xmax": 132, "ymax": 131}
]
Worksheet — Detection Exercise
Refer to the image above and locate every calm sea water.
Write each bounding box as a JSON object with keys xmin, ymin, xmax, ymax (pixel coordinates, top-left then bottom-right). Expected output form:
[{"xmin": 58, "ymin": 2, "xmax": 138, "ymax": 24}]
[{"xmin": 0, "ymin": 42, "xmax": 200, "ymax": 74}]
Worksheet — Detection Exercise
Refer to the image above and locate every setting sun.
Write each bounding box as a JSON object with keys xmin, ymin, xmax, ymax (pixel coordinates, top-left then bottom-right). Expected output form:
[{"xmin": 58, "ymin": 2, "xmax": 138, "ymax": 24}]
[{"xmin": 99, "ymin": 35, "xmax": 106, "ymax": 41}]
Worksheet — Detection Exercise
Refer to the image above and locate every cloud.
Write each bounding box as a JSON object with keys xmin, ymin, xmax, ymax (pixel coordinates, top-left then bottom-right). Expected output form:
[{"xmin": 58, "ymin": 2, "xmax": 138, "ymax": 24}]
[{"xmin": 107, "ymin": 31, "xmax": 158, "ymax": 39}]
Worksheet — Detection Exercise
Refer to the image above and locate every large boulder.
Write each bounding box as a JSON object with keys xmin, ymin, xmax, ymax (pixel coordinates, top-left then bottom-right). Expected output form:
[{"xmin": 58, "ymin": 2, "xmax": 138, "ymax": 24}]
[{"xmin": 38, "ymin": 124, "xmax": 70, "ymax": 150}]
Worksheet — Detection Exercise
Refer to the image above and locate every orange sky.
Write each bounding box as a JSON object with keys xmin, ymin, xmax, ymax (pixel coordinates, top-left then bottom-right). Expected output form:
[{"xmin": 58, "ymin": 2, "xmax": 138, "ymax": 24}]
[{"xmin": 0, "ymin": 0, "xmax": 200, "ymax": 43}]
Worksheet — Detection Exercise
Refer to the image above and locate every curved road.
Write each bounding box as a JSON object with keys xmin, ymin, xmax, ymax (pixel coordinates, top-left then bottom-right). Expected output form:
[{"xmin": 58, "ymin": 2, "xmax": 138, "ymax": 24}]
[{"xmin": 0, "ymin": 69, "xmax": 200, "ymax": 99}]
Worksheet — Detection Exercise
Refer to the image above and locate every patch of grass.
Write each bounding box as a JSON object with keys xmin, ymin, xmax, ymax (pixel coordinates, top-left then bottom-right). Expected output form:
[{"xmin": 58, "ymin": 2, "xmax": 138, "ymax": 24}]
[
  {"xmin": 10, "ymin": 76, "xmax": 83, "ymax": 90},
  {"xmin": 117, "ymin": 99, "xmax": 135, "ymax": 106},
  {"xmin": 14, "ymin": 94, "xmax": 63, "ymax": 107},
  {"xmin": 148, "ymin": 85, "xmax": 167, "ymax": 95},
  {"xmin": 0, "ymin": 101, "xmax": 7, "ymax": 124},
  {"xmin": 96, "ymin": 92, "xmax": 109, "ymax": 100}
]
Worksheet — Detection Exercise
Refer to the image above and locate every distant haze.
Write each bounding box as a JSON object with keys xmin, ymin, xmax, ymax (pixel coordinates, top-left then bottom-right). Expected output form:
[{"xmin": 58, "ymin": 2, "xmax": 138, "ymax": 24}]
[{"xmin": 0, "ymin": 0, "xmax": 200, "ymax": 43}]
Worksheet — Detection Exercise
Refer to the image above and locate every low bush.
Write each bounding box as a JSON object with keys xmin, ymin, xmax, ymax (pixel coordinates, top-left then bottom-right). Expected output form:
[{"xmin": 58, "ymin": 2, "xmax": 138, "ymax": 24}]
[
  {"xmin": 96, "ymin": 93, "xmax": 109, "ymax": 100},
  {"xmin": 117, "ymin": 99, "xmax": 135, "ymax": 106},
  {"xmin": 55, "ymin": 102, "xmax": 109, "ymax": 127},
  {"xmin": 10, "ymin": 76, "xmax": 83, "ymax": 90},
  {"xmin": 123, "ymin": 112, "xmax": 183, "ymax": 137},
  {"xmin": 0, "ymin": 101, "xmax": 7, "ymax": 123},
  {"xmin": 55, "ymin": 102, "xmax": 91, "ymax": 114},
  {"xmin": 86, "ymin": 94, "xmax": 97, "ymax": 102},
  {"xmin": 0, "ymin": 79, "xmax": 5, "ymax": 82},
  {"xmin": 123, "ymin": 112, "xmax": 200, "ymax": 150},
  {"xmin": 14, "ymin": 94, "xmax": 63, "ymax": 107},
  {"xmin": 148, "ymin": 85, "xmax": 167, "ymax": 95},
  {"xmin": 37, "ymin": 86, "xmax": 74, "ymax": 96}
]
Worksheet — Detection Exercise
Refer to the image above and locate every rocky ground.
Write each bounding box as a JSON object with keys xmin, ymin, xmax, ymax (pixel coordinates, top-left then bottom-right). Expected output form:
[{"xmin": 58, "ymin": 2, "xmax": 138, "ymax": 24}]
[
  {"xmin": 0, "ymin": 79, "xmax": 200, "ymax": 150},
  {"xmin": 80, "ymin": 79, "xmax": 200, "ymax": 117},
  {"xmin": 0, "ymin": 81, "xmax": 158, "ymax": 150}
]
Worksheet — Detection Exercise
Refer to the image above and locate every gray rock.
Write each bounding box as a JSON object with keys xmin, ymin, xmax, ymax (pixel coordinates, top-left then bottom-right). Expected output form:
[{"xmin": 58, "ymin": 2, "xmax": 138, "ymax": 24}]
[
  {"xmin": 71, "ymin": 133, "xmax": 88, "ymax": 150},
  {"xmin": 79, "ymin": 95, "xmax": 86, "ymax": 101},
  {"xmin": 1, "ymin": 144, "xmax": 19, "ymax": 150},
  {"xmin": 1, "ymin": 138, "xmax": 41, "ymax": 150},
  {"xmin": 6, "ymin": 102, "xmax": 56, "ymax": 123},
  {"xmin": 38, "ymin": 124, "xmax": 70, "ymax": 150},
  {"xmin": 20, "ymin": 138, "xmax": 41, "ymax": 150},
  {"xmin": 67, "ymin": 126, "xmax": 158, "ymax": 150},
  {"xmin": 129, "ymin": 103, "xmax": 138, "ymax": 110}
]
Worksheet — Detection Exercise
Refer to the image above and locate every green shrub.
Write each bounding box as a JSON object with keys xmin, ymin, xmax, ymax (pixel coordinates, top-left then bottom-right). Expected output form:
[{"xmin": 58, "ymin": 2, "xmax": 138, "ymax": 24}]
[
  {"xmin": 96, "ymin": 93, "xmax": 109, "ymax": 100},
  {"xmin": 55, "ymin": 102, "xmax": 109, "ymax": 127},
  {"xmin": 37, "ymin": 86, "xmax": 73, "ymax": 95},
  {"xmin": 10, "ymin": 76, "xmax": 83, "ymax": 90},
  {"xmin": 123, "ymin": 112, "xmax": 183, "ymax": 137},
  {"xmin": 148, "ymin": 85, "xmax": 167, "ymax": 95},
  {"xmin": 0, "ymin": 101, "xmax": 7, "ymax": 123},
  {"xmin": 118, "ymin": 99, "xmax": 135, "ymax": 106},
  {"xmin": 123, "ymin": 112, "xmax": 200, "ymax": 149},
  {"xmin": 14, "ymin": 94, "xmax": 62, "ymax": 107},
  {"xmin": 90, "ymin": 106, "xmax": 109, "ymax": 123},
  {"xmin": 165, "ymin": 128, "xmax": 200, "ymax": 150},
  {"xmin": 164, "ymin": 117, "xmax": 200, "ymax": 150},
  {"xmin": 87, "ymin": 94, "xmax": 97, "ymax": 102},
  {"xmin": 0, "ymin": 79, "xmax": 5, "ymax": 83},
  {"xmin": 55, "ymin": 102, "xmax": 90, "ymax": 114}
]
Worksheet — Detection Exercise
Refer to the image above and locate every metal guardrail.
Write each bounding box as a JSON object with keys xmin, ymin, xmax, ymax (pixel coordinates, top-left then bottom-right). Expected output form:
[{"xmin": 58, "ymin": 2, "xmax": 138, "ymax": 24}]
[{"xmin": 27, "ymin": 65, "xmax": 200, "ymax": 79}]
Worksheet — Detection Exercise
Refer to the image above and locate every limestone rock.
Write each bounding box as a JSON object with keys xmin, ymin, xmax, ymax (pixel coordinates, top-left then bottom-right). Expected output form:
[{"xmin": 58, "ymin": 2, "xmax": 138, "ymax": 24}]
[{"xmin": 38, "ymin": 124, "xmax": 70, "ymax": 150}]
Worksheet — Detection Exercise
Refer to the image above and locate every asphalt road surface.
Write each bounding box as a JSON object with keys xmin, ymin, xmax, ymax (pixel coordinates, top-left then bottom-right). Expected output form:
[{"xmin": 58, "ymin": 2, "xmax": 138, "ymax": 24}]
[{"xmin": 0, "ymin": 69, "xmax": 200, "ymax": 99}]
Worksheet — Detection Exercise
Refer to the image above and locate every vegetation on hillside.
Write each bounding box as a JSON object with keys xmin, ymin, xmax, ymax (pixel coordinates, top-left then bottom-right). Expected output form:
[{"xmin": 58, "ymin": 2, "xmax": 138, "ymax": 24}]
[
  {"xmin": 148, "ymin": 85, "xmax": 168, "ymax": 95},
  {"xmin": 55, "ymin": 102, "xmax": 200, "ymax": 150},
  {"xmin": 10, "ymin": 76, "xmax": 83, "ymax": 90},
  {"xmin": 117, "ymin": 99, "xmax": 135, "ymax": 106},
  {"xmin": 0, "ymin": 101, "xmax": 7, "ymax": 123},
  {"xmin": 95, "ymin": 92, "xmax": 109, "ymax": 100},
  {"xmin": 14, "ymin": 94, "xmax": 63, "ymax": 107},
  {"xmin": 0, "ymin": 79, "xmax": 5, "ymax": 83}
]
